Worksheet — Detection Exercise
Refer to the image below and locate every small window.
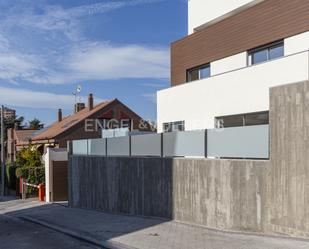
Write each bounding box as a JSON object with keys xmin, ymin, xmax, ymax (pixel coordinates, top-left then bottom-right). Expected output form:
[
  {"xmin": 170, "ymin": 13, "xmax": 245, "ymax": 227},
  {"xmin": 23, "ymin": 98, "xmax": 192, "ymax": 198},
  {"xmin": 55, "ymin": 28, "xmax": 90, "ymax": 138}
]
[
  {"xmin": 215, "ymin": 111, "xmax": 269, "ymax": 128},
  {"xmin": 187, "ymin": 64, "xmax": 210, "ymax": 82},
  {"xmin": 248, "ymin": 41, "xmax": 284, "ymax": 65},
  {"xmin": 163, "ymin": 121, "xmax": 185, "ymax": 133}
]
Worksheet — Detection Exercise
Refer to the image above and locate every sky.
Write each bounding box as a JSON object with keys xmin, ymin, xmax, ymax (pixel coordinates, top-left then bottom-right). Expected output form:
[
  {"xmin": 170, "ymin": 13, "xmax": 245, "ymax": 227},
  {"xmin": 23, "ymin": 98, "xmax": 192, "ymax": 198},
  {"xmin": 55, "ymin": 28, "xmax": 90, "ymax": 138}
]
[{"xmin": 0, "ymin": 0, "xmax": 187, "ymax": 126}]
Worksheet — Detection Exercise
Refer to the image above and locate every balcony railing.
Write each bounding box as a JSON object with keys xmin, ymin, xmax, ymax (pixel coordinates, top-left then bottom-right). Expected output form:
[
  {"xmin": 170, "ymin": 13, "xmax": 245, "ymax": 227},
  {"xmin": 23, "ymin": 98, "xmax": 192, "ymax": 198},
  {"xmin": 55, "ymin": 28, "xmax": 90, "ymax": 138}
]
[{"xmin": 72, "ymin": 125, "xmax": 269, "ymax": 159}]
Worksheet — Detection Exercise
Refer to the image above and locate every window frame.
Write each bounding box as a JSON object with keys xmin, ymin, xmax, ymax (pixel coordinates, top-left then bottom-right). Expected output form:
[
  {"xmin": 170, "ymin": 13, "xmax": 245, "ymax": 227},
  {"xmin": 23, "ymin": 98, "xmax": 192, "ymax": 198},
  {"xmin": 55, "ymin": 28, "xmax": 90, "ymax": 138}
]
[
  {"xmin": 248, "ymin": 40, "xmax": 284, "ymax": 66},
  {"xmin": 163, "ymin": 121, "xmax": 185, "ymax": 133},
  {"xmin": 186, "ymin": 63, "xmax": 211, "ymax": 83},
  {"xmin": 215, "ymin": 111, "xmax": 269, "ymax": 128}
]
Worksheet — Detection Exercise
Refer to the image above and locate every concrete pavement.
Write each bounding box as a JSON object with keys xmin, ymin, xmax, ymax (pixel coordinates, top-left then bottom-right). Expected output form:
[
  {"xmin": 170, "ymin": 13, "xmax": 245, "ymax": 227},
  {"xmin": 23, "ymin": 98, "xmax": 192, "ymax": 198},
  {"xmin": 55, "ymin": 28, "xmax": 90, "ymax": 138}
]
[{"xmin": 3, "ymin": 199, "xmax": 309, "ymax": 249}]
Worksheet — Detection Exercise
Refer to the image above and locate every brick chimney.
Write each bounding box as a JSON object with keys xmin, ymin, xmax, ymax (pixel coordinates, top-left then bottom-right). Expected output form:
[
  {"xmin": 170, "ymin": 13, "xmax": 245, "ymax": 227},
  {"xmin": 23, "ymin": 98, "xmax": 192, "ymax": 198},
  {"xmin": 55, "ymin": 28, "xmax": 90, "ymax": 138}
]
[
  {"xmin": 74, "ymin": 103, "xmax": 85, "ymax": 113},
  {"xmin": 58, "ymin": 108, "xmax": 62, "ymax": 122},
  {"xmin": 88, "ymin": 93, "xmax": 94, "ymax": 111}
]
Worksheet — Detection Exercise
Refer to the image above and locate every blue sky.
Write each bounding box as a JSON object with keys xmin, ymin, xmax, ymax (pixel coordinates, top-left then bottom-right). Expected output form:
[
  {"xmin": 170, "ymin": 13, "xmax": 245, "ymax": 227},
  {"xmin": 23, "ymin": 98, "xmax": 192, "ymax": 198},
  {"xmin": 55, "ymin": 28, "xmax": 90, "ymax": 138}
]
[{"xmin": 0, "ymin": 0, "xmax": 187, "ymax": 125}]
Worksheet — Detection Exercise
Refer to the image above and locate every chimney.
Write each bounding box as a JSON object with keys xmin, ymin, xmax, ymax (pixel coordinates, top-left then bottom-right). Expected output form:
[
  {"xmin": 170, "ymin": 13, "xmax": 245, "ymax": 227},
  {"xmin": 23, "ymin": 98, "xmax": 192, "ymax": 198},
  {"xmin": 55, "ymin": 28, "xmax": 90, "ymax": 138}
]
[
  {"xmin": 88, "ymin": 93, "xmax": 94, "ymax": 111},
  {"xmin": 58, "ymin": 108, "xmax": 62, "ymax": 122},
  {"xmin": 74, "ymin": 103, "xmax": 85, "ymax": 113}
]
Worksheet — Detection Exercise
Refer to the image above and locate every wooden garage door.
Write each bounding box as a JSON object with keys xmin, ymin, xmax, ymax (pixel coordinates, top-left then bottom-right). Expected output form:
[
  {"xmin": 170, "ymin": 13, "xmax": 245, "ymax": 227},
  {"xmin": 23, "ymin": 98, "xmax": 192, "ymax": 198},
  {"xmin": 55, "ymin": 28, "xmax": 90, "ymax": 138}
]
[{"xmin": 52, "ymin": 161, "xmax": 68, "ymax": 202}]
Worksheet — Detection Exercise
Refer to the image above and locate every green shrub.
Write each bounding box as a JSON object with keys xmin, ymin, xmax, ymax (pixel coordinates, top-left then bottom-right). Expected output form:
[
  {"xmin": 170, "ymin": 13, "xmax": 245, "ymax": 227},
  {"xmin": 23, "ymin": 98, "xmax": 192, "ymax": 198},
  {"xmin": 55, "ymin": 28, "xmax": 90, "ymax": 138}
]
[{"xmin": 15, "ymin": 146, "xmax": 45, "ymax": 194}]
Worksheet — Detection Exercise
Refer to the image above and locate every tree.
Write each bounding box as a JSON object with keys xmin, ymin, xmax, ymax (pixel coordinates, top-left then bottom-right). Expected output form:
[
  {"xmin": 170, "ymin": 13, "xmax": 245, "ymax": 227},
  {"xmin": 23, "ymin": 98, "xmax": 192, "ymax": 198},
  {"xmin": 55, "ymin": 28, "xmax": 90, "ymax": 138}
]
[
  {"xmin": 28, "ymin": 118, "xmax": 43, "ymax": 129},
  {"xmin": 5, "ymin": 115, "xmax": 24, "ymax": 129},
  {"xmin": 14, "ymin": 116, "xmax": 25, "ymax": 129}
]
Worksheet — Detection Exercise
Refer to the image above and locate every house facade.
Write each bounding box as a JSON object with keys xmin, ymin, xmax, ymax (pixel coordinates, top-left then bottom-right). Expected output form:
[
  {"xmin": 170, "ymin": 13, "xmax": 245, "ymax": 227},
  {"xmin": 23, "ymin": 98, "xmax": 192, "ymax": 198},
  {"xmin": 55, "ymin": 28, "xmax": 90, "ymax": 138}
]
[
  {"xmin": 157, "ymin": 0, "xmax": 309, "ymax": 132},
  {"xmin": 6, "ymin": 128, "xmax": 38, "ymax": 163},
  {"xmin": 31, "ymin": 94, "xmax": 152, "ymax": 151}
]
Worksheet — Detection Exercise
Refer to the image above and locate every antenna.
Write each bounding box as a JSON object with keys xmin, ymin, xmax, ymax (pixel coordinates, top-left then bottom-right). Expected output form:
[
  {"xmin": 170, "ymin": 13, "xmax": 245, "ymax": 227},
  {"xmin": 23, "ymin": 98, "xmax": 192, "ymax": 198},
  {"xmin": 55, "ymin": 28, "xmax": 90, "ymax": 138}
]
[
  {"xmin": 77, "ymin": 84, "xmax": 82, "ymax": 103},
  {"xmin": 73, "ymin": 84, "xmax": 82, "ymax": 113}
]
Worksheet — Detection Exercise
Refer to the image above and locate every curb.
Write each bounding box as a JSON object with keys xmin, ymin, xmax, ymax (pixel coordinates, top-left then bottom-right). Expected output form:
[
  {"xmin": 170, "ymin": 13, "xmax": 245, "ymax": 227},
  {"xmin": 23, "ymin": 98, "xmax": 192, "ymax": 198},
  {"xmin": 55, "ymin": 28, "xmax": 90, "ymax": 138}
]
[{"xmin": 20, "ymin": 216, "xmax": 138, "ymax": 249}]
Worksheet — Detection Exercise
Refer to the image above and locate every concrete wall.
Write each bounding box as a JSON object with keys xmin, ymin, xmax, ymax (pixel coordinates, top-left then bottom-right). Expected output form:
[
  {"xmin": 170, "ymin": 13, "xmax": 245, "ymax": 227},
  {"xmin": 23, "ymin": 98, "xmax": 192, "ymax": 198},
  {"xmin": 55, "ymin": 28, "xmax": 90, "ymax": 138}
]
[
  {"xmin": 69, "ymin": 156, "xmax": 267, "ymax": 232},
  {"xmin": 264, "ymin": 81, "xmax": 309, "ymax": 237},
  {"xmin": 172, "ymin": 159, "xmax": 267, "ymax": 232},
  {"xmin": 69, "ymin": 81, "xmax": 309, "ymax": 238},
  {"xmin": 69, "ymin": 157, "xmax": 173, "ymax": 218}
]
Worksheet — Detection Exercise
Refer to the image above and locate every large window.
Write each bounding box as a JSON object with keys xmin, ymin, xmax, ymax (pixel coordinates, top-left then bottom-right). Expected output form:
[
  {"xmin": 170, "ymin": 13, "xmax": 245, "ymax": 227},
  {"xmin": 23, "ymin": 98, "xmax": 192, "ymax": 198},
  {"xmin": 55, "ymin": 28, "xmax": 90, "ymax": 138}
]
[
  {"xmin": 215, "ymin": 111, "xmax": 269, "ymax": 128},
  {"xmin": 163, "ymin": 121, "xmax": 185, "ymax": 133},
  {"xmin": 248, "ymin": 41, "xmax": 284, "ymax": 65},
  {"xmin": 187, "ymin": 64, "xmax": 210, "ymax": 82}
]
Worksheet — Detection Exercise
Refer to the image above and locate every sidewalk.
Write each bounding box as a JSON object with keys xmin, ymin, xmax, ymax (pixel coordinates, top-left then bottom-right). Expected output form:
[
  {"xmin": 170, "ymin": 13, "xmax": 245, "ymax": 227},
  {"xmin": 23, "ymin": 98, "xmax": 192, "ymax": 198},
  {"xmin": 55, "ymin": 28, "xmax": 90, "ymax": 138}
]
[{"xmin": 4, "ymin": 201, "xmax": 309, "ymax": 249}]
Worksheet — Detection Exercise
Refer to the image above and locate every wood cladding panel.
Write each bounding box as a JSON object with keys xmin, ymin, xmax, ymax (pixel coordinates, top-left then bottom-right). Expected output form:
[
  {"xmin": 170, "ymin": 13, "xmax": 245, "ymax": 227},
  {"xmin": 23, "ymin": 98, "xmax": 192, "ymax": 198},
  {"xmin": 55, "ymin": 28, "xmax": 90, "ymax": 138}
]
[{"xmin": 172, "ymin": 0, "xmax": 309, "ymax": 86}]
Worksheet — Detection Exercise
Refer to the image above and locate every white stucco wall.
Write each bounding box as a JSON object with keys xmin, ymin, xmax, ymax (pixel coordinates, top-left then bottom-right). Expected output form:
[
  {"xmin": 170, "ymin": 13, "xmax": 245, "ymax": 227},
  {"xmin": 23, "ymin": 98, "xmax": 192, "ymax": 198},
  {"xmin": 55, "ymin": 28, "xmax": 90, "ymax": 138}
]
[
  {"xmin": 211, "ymin": 52, "xmax": 247, "ymax": 76},
  {"xmin": 188, "ymin": 0, "xmax": 259, "ymax": 34},
  {"xmin": 285, "ymin": 31, "xmax": 309, "ymax": 56},
  {"xmin": 204, "ymin": 32, "xmax": 309, "ymax": 77},
  {"xmin": 44, "ymin": 148, "xmax": 68, "ymax": 203},
  {"xmin": 157, "ymin": 51, "xmax": 309, "ymax": 132}
]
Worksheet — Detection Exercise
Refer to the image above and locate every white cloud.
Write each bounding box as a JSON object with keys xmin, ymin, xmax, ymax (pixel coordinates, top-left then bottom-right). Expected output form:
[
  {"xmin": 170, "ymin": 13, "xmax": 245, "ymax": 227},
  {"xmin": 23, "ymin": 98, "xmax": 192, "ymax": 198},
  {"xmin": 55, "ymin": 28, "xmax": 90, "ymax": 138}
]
[
  {"xmin": 66, "ymin": 42, "xmax": 169, "ymax": 81},
  {"xmin": 0, "ymin": 86, "xmax": 102, "ymax": 110},
  {"xmin": 0, "ymin": 0, "xmax": 170, "ymax": 85}
]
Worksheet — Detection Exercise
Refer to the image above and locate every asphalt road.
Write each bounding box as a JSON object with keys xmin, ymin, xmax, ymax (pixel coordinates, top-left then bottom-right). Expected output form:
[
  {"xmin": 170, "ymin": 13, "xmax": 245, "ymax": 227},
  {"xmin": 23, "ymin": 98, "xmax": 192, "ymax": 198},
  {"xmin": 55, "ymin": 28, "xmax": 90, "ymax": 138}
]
[{"xmin": 0, "ymin": 215, "xmax": 102, "ymax": 249}]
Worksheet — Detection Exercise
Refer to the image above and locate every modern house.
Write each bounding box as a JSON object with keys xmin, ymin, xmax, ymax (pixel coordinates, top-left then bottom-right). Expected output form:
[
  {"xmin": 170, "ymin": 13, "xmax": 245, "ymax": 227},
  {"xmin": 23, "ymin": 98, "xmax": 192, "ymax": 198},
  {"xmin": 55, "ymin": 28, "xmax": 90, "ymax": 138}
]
[
  {"xmin": 157, "ymin": 0, "xmax": 309, "ymax": 132},
  {"xmin": 31, "ymin": 94, "xmax": 152, "ymax": 151},
  {"xmin": 67, "ymin": 0, "xmax": 309, "ymax": 239}
]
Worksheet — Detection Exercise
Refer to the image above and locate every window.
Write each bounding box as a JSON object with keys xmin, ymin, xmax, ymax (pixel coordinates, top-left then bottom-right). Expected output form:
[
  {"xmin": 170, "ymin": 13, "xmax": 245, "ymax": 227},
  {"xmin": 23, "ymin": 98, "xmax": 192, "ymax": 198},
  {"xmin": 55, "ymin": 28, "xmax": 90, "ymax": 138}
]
[
  {"xmin": 248, "ymin": 41, "xmax": 284, "ymax": 65},
  {"xmin": 163, "ymin": 121, "xmax": 185, "ymax": 133},
  {"xmin": 187, "ymin": 64, "xmax": 210, "ymax": 82},
  {"xmin": 215, "ymin": 111, "xmax": 269, "ymax": 128}
]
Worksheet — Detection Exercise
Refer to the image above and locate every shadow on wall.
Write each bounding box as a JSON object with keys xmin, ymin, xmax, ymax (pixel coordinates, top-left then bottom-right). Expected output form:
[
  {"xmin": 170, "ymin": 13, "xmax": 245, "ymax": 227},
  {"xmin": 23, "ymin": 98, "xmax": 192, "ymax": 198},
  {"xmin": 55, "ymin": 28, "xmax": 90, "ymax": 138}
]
[
  {"xmin": 68, "ymin": 81, "xmax": 309, "ymax": 239},
  {"xmin": 69, "ymin": 157, "xmax": 174, "ymax": 220}
]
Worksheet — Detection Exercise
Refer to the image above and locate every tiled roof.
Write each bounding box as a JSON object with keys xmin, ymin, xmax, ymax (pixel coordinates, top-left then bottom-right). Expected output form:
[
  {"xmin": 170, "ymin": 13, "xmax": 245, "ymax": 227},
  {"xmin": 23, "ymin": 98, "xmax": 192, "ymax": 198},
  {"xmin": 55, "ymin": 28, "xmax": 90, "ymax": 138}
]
[
  {"xmin": 15, "ymin": 129, "xmax": 38, "ymax": 146},
  {"xmin": 31, "ymin": 100, "xmax": 114, "ymax": 141}
]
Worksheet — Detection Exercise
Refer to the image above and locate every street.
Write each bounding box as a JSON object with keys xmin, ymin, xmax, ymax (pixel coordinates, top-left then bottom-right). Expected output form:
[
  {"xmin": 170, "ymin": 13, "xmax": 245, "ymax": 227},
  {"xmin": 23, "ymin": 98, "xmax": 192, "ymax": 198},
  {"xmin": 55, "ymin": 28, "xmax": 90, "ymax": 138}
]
[
  {"xmin": 0, "ymin": 215, "xmax": 101, "ymax": 249},
  {"xmin": 0, "ymin": 198, "xmax": 101, "ymax": 249}
]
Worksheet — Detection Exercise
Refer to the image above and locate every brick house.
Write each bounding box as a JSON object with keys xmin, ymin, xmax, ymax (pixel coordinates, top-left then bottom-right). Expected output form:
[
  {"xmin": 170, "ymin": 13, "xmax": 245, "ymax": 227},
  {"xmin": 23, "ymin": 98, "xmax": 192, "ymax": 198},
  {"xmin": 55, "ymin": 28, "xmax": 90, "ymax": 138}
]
[
  {"xmin": 6, "ymin": 128, "xmax": 38, "ymax": 163},
  {"xmin": 31, "ymin": 94, "xmax": 152, "ymax": 150}
]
